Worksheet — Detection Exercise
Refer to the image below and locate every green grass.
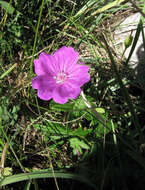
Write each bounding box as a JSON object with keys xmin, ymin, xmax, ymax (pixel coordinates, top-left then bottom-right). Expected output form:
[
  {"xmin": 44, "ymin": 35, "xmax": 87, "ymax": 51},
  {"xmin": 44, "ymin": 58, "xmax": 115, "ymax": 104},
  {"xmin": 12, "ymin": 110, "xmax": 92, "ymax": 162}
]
[{"xmin": 0, "ymin": 0, "xmax": 145, "ymax": 189}]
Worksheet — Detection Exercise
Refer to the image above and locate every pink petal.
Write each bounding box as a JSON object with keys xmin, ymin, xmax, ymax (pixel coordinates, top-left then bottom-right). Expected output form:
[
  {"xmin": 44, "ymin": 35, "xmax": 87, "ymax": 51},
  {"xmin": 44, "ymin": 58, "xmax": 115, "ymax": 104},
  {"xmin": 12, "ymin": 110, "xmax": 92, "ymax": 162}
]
[
  {"xmin": 62, "ymin": 82, "xmax": 81, "ymax": 99},
  {"xmin": 53, "ymin": 46, "xmax": 79, "ymax": 73},
  {"xmin": 69, "ymin": 87, "xmax": 81, "ymax": 99},
  {"xmin": 32, "ymin": 75, "xmax": 57, "ymax": 90},
  {"xmin": 69, "ymin": 64, "xmax": 90, "ymax": 75},
  {"xmin": 34, "ymin": 52, "xmax": 58, "ymax": 76},
  {"xmin": 38, "ymin": 89, "xmax": 52, "ymax": 100},
  {"xmin": 68, "ymin": 74, "xmax": 90, "ymax": 87},
  {"xmin": 67, "ymin": 64, "xmax": 90, "ymax": 86},
  {"xmin": 52, "ymin": 83, "xmax": 81, "ymax": 104},
  {"xmin": 52, "ymin": 85, "xmax": 68, "ymax": 104}
]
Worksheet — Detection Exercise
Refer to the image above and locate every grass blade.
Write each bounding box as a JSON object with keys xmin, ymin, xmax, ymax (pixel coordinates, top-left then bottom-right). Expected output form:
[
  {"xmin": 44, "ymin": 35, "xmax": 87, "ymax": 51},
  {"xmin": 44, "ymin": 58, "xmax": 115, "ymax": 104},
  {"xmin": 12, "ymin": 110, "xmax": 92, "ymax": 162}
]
[
  {"xmin": 125, "ymin": 1, "xmax": 145, "ymax": 65},
  {"xmin": 0, "ymin": 63, "xmax": 17, "ymax": 80},
  {"xmin": 74, "ymin": 0, "xmax": 97, "ymax": 18},
  {"xmin": 125, "ymin": 20, "xmax": 143, "ymax": 65},
  {"xmin": 30, "ymin": 0, "xmax": 45, "ymax": 75},
  {"xmin": 102, "ymin": 35, "xmax": 142, "ymax": 140},
  {"xmin": 0, "ymin": 170, "xmax": 96, "ymax": 189},
  {"xmin": 91, "ymin": 0, "xmax": 126, "ymax": 16},
  {"xmin": 24, "ymin": 180, "xmax": 31, "ymax": 190}
]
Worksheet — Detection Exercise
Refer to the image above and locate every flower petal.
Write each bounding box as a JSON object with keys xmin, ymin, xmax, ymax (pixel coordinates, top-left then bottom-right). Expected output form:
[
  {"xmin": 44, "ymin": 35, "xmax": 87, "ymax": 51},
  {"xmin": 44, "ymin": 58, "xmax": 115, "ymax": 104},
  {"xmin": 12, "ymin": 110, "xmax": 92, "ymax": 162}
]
[
  {"xmin": 52, "ymin": 83, "xmax": 81, "ymax": 104},
  {"xmin": 37, "ymin": 89, "xmax": 52, "ymax": 100},
  {"xmin": 53, "ymin": 46, "xmax": 79, "ymax": 73},
  {"xmin": 34, "ymin": 52, "xmax": 58, "ymax": 75},
  {"xmin": 67, "ymin": 64, "xmax": 90, "ymax": 86},
  {"xmin": 68, "ymin": 74, "xmax": 90, "ymax": 87},
  {"xmin": 32, "ymin": 75, "xmax": 57, "ymax": 90},
  {"xmin": 52, "ymin": 85, "xmax": 68, "ymax": 104},
  {"xmin": 69, "ymin": 64, "xmax": 90, "ymax": 75},
  {"xmin": 62, "ymin": 82, "xmax": 81, "ymax": 99},
  {"xmin": 69, "ymin": 87, "xmax": 81, "ymax": 99}
]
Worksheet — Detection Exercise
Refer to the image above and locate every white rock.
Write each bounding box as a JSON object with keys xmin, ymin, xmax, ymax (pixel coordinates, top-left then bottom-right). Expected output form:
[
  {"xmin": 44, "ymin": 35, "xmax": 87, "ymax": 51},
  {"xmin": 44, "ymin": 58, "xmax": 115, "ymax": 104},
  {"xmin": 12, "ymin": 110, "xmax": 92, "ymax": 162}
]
[
  {"xmin": 114, "ymin": 13, "xmax": 145, "ymax": 86},
  {"xmin": 114, "ymin": 12, "xmax": 145, "ymax": 64}
]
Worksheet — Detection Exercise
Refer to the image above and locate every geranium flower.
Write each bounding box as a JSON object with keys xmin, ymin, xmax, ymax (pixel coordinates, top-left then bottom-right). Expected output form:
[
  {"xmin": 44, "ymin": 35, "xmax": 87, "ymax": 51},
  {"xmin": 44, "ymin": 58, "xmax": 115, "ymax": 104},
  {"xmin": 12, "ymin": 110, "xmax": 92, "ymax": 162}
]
[{"xmin": 32, "ymin": 46, "xmax": 90, "ymax": 104}]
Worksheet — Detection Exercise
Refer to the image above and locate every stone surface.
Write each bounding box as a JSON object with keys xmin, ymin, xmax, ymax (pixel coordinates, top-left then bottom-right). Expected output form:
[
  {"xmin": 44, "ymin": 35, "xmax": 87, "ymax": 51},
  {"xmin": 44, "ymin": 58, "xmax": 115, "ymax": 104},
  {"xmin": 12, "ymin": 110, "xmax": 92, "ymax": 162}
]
[
  {"xmin": 114, "ymin": 12, "xmax": 145, "ymax": 86},
  {"xmin": 114, "ymin": 13, "xmax": 145, "ymax": 63}
]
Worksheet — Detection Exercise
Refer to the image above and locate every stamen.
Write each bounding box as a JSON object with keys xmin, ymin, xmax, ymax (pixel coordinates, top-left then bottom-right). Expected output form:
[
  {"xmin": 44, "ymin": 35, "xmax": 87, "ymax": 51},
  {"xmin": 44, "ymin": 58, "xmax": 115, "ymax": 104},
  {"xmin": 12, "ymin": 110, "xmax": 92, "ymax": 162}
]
[{"xmin": 54, "ymin": 72, "xmax": 67, "ymax": 84}]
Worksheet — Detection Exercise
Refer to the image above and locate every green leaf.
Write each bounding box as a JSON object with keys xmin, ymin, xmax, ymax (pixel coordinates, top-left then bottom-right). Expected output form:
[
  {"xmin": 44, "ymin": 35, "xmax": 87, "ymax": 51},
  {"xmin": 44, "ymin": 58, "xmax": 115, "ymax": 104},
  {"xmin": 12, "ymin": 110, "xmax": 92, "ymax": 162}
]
[
  {"xmin": 69, "ymin": 138, "xmax": 89, "ymax": 155},
  {"xmin": 96, "ymin": 108, "xmax": 105, "ymax": 114},
  {"xmin": 124, "ymin": 35, "xmax": 133, "ymax": 49},
  {"xmin": 0, "ymin": 167, "xmax": 12, "ymax": 178},
  {"xmin": 71, "ymin": 127, "xmax": 92, "ymax": 137},
  {"xmin": 49, "ymin": 101, "xmax": 74, "ymax": 111},
  {"xmin": 73, "ymin": 96, "xmax": 87, "ymax": 110},
  {"xmin": 0, "ymin": 169, "xmax": 96, "ymax": 189},
  {"xmin": 0, "ymin": 1, "xmax": 15, "ymax": 14},
  {"xmin": 72, "ymin": 96, "xmax": 87, "ymax": 117}
]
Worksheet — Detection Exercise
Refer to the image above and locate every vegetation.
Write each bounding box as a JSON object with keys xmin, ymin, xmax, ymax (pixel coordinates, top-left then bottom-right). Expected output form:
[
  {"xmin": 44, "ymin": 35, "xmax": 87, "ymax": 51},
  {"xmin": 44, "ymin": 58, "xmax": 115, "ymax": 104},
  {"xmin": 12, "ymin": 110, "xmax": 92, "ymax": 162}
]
[{"xmin": 0, "ymin": 0, "xmax": 145, "ymax": 189}]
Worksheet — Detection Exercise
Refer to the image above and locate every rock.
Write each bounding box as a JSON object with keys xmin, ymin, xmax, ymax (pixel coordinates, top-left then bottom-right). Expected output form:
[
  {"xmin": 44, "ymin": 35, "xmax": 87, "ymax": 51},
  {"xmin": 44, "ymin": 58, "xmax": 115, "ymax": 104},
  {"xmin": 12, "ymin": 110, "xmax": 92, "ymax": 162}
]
[{"xmin": 114, "ymin": 12, "xmax": 145, "ymax": 87}]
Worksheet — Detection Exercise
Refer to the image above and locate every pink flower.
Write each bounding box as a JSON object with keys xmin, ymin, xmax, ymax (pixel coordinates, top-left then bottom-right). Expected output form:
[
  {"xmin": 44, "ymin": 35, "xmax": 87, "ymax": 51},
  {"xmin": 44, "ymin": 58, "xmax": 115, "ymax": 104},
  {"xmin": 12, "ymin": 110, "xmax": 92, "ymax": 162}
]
[{"xmin": 32, "ymin": 46, "xmax": 90, "ymax": 104}]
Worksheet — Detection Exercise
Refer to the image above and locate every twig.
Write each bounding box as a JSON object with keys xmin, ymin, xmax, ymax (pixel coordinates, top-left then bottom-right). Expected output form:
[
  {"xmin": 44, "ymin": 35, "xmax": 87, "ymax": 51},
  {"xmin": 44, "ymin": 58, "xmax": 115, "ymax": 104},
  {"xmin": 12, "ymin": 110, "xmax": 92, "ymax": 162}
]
[
  {"xmin": 48, "ymin": 149, "xmax": 60, "ymax": 190},
  {"xmin": 1, "ymin": 142, "xmax": 8, "ymax": 177}
]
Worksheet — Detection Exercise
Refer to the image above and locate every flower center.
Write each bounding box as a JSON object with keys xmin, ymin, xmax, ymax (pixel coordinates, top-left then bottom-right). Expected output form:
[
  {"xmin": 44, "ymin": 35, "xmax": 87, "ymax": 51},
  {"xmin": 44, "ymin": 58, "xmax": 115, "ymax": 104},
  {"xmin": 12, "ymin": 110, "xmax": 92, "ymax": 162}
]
[{"xmin": 54, "ymin": 72, "xmax": 67, "ymax": 84}]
